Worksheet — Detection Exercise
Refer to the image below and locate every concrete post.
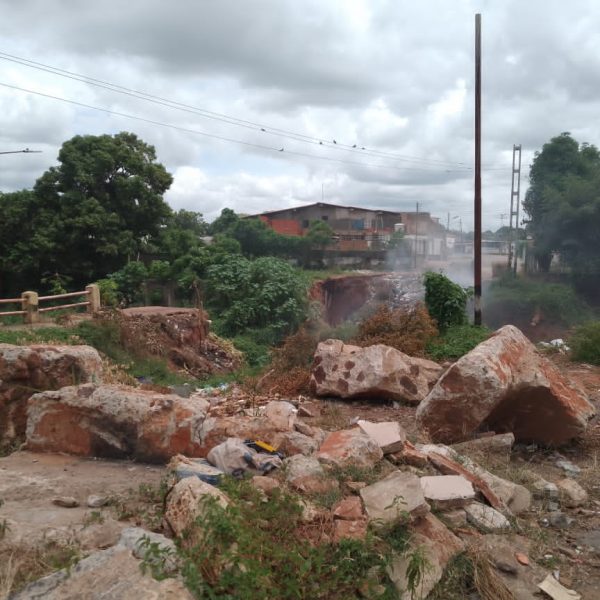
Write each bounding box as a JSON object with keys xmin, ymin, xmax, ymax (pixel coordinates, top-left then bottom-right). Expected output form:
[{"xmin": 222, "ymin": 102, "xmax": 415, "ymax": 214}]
[
  {"xmin": 85, "ymin": 284, "xmax": 101, "ymax": 313},
  {"xmin": 21, "ymin": 291, "xmax": 39, "ymax": 324}
]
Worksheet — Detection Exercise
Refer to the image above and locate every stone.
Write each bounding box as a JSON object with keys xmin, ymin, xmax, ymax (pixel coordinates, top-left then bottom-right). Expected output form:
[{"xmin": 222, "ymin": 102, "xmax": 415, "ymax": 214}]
[
  {"xmin": 10, "ymin": 537, "xmax": 191, "ymax": 599},
  {"xmin": 87, "ymin": 494, "xmax": 108, "ymax": 508},
  {"xmin": 389, "ymin": 441, "xmax": 428, "ymax": 468},
  {"xmin": 316, "ymin": 428, "xmax": 383, "ymax": 468},
  {"xmin": 52, "ymin": 496, "xmax": 79, "ymax": 508},
  {"xmin": 452, "ymin": 433, "xmax": 515, "ymax": 458},
  {"xmin": 310, "ymin": 339, "xmax": 443, "ymax": 404},
  {"xmin": 0, "ymin": 343, "xmax": 102, "ymax": 445},
  {"xmin": 360, "ymin": 471, "xmax": 429, "ymax": 527},
  {"xmin": 77, "ymin": 518, "xmax": 124, "ymax": 551},
  {"xmin": 387, "ymin": 513, "xmax": 464, "ymax": 599},
  {"xmin": 416, "ymin": 325, "xmax": 595, "ymax": 445},
  {"xmin": 271, "ymin": 430, "xmax": 319, "ymax": 456},
  {"xmin": 26, "ymin": 383, "xmax": 210, "ymax": 463},
  {"xmin": 285, "ymin": 454, "xmax": 339, "ymax": 495},
  {"xmin": 169, "ymin": 455, "xmax": 224, "ymax": 486},
  {"xmin": 251, "ymin": 475, "xmax": 280, "ymax": 496},
  {"xmin": 332, "ymin": 496, "xmax": 364, "ymax": 520},
  {"xmin": 419, "ymin": 475, "xmax": 475, "ymax": 510},
  {"xmin": 531, "ymin": 477, "xmax": 559, "ymax": 500},
  {"xmin": 164, "ymin": 476, "xmax": 228, "ymax": 537},
  {"xmin": 333, "ymin": 518, "xmax": 367, "ymax": 542},
  {"xmin": 263, "ymin": 400, "xmax": 297, "ymax": 430},
  {"xmin": 538, "ymin": 574, "xmax": 582, "ymax": 600},
  {"xmin": 465, "ymin": 502, "xmax": 510, "ymax": 532},
  {"xmin": 556, "ymin": 459, "xmax": 582, "ymax": 477},
  {"xmin": 357, "ymin": 420, "xmax": 406, "ymax": 454}
]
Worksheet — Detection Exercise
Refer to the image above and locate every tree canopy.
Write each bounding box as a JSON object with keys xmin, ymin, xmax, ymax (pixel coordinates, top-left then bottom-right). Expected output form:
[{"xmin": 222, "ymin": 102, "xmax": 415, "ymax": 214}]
[{"xmin": 524, "ymin": 132, "xmax": 600, "ymax": 285}]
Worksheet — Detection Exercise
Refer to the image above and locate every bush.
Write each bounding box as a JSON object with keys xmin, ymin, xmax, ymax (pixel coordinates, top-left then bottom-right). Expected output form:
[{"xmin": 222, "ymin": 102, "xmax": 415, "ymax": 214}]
[
  {"xmin": 352, "ymin": 303, "xmax": 438, "ymax": 357},
  {"xmin": 232, "ymin": 335, "xmax": 270, "ymax": 367},
  {"xmin": 570, "ymin": 321, "xmax": 600, "ymax": 365},
  {"xmin": 426, "ymin": 324, "xmax": 490, "ymax": 361},
  {"xmin": 424, "ymin": 272, "xmax": 468, "ymax": 331}
]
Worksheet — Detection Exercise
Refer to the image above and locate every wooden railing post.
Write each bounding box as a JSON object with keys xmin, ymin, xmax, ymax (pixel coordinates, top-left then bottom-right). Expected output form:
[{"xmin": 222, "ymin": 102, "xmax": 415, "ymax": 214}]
[
  {"xmin": 85, "ymin": 284, "xmax": 101, "ymax": 314},
  {"xmin": 21, "ymin": 291, "xmax": 39, "ymax": 324}
]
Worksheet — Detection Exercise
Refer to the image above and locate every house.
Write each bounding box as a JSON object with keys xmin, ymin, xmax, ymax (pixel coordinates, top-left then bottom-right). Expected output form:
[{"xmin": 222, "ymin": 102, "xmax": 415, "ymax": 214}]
[{"xmin": 247, "ymin": 202, "xmax": 447, "ymax": 266}]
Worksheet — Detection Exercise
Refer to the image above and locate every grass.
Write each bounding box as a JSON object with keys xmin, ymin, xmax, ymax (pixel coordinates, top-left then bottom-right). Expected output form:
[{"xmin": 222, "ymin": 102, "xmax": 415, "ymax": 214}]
[
  {"xmin": 569, "ymin": 321, "xmax": 600, "ymax": 365},
  {"xmin": 107, "ymin": 478, "xmax": 170, "ymax": 530},
  {"xmin": 426, "ymin": 324, "xmax": 491, "ymax": 361}
]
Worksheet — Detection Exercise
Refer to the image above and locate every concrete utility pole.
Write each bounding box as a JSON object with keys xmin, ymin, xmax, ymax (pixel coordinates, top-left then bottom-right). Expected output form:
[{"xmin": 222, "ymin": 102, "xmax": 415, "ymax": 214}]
[
  {"xmin": 474, "ymin": 13, "xmax": 482, "ymax": 326},
  {"xmin": 413, "ymin": 201, "xmax": 420, "ymax": 270},
  {"xmin": 507, "ymin": 144, "xmax": 522, "ymax": 273}
]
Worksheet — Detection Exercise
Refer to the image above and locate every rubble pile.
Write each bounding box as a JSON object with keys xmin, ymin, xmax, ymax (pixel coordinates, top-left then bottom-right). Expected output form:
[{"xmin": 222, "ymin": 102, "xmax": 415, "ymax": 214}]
[{"xmin": 2, "ymin": 323, "xmax": 597, "ymax": 598}]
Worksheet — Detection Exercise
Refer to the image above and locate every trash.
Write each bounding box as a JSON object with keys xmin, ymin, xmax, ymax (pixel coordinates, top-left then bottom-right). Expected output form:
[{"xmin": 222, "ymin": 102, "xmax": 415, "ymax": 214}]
[
  {"xmin": 207, "ymin": 438, "xmax": 283, "ymax": 478},
  {"xmin": 169, "ymin": 454, "xmax": 224, "ymax": 486},
  {"xmin": 537, "ymin": 573, "xmax": 581, "ymax": 600},
  {"xmin": 244, "ymin": 439, "xmax": 284, "ymax": 459}
]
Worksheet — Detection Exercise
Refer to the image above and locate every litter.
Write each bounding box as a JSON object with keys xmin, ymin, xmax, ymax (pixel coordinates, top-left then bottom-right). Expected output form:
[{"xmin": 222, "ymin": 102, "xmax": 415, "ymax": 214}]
[
  {"xmin": 168, "ymin": 455, "xmax": 224, "ymax": 486},
  {"xmin": 207, "ymin": 438, "xmax": 283, "ymax": 478}
]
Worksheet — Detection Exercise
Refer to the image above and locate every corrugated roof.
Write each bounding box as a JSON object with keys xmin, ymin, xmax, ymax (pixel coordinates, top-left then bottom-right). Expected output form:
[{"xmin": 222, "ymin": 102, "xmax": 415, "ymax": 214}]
[{"xmin": 246, "ymin": 202, "xmax": 411, "ymax": 218}]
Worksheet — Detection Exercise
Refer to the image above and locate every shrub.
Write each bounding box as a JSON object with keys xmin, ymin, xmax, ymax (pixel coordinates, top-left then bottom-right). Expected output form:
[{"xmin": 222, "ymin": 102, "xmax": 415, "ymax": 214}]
[
  {"xmin": 570, "ymin": 321, "xmax": 600, "ymax": 365},
  {"xmin": 424, "ymin": 272, "xmax": 468, "ymax": 331},
  {"xmin": 426, "ymin": 324, "xmax": 490, "ymax": 361},
  {"xmin": 232, "ymin": 335, "xmax": 270, "ymax": 367},
  {"xmin": 352, "ymin": 303, "xmax": 438, "ymax": 357}
]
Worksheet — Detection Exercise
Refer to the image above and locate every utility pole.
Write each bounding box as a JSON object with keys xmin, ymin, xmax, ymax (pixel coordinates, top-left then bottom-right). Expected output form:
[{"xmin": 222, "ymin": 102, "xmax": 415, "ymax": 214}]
[
  {"xmin": 474, "ymin": 13, "xmax": 482, "ymax": 326},
  {"xmin": 507, "ymin": 144, "xmax": 522, "ymax": 273},
  {"xmin": 413, "ymin": 202, "xmax": 420, "ymax": 270}
]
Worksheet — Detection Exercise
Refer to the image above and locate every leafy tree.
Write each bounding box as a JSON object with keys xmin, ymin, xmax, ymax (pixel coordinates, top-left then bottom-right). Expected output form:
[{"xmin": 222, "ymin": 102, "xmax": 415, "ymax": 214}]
[
  {"xmin": 209, "ymin": 208, "xmax": 239, "ymax": 235},
  {"xmin": 423, "ymin": 271, "xmax": 468, "ymax": 331},
  {"xmin": 523, "ymin": 132, "xmax": 600, "ymax": 274}
]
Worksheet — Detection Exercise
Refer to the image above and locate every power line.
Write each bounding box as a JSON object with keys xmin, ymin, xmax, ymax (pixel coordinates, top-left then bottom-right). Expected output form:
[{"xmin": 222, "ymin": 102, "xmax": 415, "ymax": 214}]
[
  {"xmin": 0, "ymin": 51, "xmax": 479, "ymax": 169},
  {"xmin": 0, "ymin": 81, "xmax": 476, "ymax": 175}
]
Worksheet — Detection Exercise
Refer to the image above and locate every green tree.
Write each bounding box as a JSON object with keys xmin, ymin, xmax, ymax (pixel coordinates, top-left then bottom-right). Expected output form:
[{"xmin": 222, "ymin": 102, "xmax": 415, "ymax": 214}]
[{"xmin": 523, "ymin": 132, "xmax": 600, "ymax": 273}]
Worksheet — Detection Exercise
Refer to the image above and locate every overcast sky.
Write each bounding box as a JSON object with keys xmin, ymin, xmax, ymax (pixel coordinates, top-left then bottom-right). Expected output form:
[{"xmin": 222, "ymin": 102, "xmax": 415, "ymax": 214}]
[{"xmin": 1, "ymin": 0, "xmax": 599, "ymax": 229}]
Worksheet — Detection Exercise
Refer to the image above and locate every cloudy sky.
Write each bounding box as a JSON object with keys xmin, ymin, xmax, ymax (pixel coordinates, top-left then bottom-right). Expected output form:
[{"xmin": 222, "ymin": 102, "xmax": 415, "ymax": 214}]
[{"xmin": 0, "ymin": 0, "xmax": 598, "ymax": 229}]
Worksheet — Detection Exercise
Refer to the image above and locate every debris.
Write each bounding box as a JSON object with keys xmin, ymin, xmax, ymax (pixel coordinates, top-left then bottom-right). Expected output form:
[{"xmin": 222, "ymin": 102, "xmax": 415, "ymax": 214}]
[
  {"xmin": 532, "ymin": 477, "xmax": 559, "ymax": 500},
  {"xmin": 557, "ymin": 478, "xmax": 588, "ymax": 508},
  {"xmin": 556, "ymin": 459, "xmax": 581, "ymax": 477},
  {"xmin": 549, "ymin": 511, "xmax": 574, "ymax": 529},
  {"xmin": 52, "ymin": 496, "xmax": 79, "ymax": 508},
  {"xmin": 389, "ymin": 440, "xmax": 428, "ymax": 468},
  {"xmin": 465, "ymin": 502, "xmax": 510, "ymax": 532},
  {"xmin": 537, "ymin": 573, "xmax": 582, "ymax": 600},
  {"xmin": 169, "ymin": 454, "xmax": 224, "ymax": 485},
  {"xmin": 206, "ymin": 438, "xmax": 282, "ymax": 477},
  {"xmin": 285, "ymin": 454, "xmax": 339, "ymax": 495},
  {"xmin": 316, "ymin": 428, "xmax": 383, "ymax": 468},
  {"xmin": 516, "ymin": 553, "xmax": 530, "ymax": 566},
  {"xmin": 333, "ymin": 518, "xmax": 367, "ymax": 542},
  {"xmin": 419, "ymin": 475, "xmax": 475, "ymax": 510},
  {"xmin": 356, "ymin": 420, "xmax": 406, "ymax": 454},
  {"xmin": 452, "ymin": 432, "xmax": 515, "ymax": 458},
  {"xmin": 263, "ymin": 400, "xmax": 297, "ymax": 430},
  {"xmin": 416, "ymin": 325, "xmax": 595, "ymax": 445},
  {"xmin": 360, "ymin": 470, "xmax": 429, "ymax": 527},
  {"xmin": 310, "ymin": 339, "xmax": 443, "ymax": 404},
  {"xmin": 270, "ymin": 430, "xmax": 319, "ymax": 456},
  {"xmin": 440, "ymin": 508, "xmax": 468, "ymax": 528}
]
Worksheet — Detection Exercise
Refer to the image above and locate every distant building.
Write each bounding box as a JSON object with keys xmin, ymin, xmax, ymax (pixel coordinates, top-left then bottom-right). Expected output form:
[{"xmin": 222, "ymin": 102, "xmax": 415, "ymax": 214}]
[{"xmin": 247, "ymin": 202, "xmax": 447, "ymax": 266}]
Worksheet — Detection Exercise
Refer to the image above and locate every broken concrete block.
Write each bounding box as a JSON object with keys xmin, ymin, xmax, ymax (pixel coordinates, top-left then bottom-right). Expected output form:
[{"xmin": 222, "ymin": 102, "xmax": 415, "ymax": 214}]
[
  {"xmin": 537, "ymin": 573, "xmax": 582, "ymax": 600},
  {"xmin": 360, "ymin": 471, "xmax": 429, "ymax": 527},
  {"xmin": 316, "ymin": 428, "xmax": 383, "ymax": 468},
  {"xmin": 387, "ymin": 513, "xmax": 464, "ymax": 599},
  {"xmin": 557, "ymin": 478, "xmax": 588, "ymax": 508},
  {"xmin": 452, "ymin": 432, "xmax": 515, "ymax": 458},
  {"xmin": 465, "ymin": 502, "xmax": 510, "ymax": 532},
  {"xmin": 389, "ymin": 440, "xmax": 428, "ymax": 468},
  {"xmin": 332, "ymin": 496, "xmax": 364, "ymax": 520},
  {"xmin": 420, "ymin": 475, "xmax": 475, "ymax": 510},
  {"xmin": 310, "ymin": 339, "xmax": 443, "ymax": 404},
  {"xmin": 416, "ymin": 325, "xmax": 595, "ymax": 445},
  {"xmin": 357, "ymin": 420, "xmax": 406, "ymax": 454}
]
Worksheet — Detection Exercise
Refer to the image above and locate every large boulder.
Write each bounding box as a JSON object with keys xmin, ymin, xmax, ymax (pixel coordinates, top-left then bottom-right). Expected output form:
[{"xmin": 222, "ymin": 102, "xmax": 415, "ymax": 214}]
[
  {"xmin": 0, "ymin": 344, "xmax": 102, "ymax": 446},
  {"xmin": 309, "ymin": 339, "xmax": 443, "ymax": 404},
  {"xmin": 416, "ymin": 325, "xmax": 595, "ymax": 445},
  {"xmin": 26, "ymin": 383, "xmax": 210, "ymax": 462}
]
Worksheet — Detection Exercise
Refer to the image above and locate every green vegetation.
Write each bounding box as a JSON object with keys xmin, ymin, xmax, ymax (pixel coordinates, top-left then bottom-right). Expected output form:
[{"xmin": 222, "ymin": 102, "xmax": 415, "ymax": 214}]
[
  {"xmin": 141, "ymin": 478, "xmax": 400, "ymax": 599},
  {"xmin": 426, "ymin": 324, "xmax": 491, "ymax": 361},
  {"xmin": 423, "ymin": 272, "xmax": 469, "ymax": 332},
  {"xmin": 485, "ymin": 274, "xmax": 592, "ymax": 328},
  {"xmin": 570, "ymin": 321, "xmax": 600, "ymax": 364}
]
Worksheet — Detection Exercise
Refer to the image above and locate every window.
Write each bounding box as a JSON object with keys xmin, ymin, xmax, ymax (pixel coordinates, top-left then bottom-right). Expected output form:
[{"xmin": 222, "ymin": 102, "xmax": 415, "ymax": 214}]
[
  {"xmin": 302, "ymin": 219, "xmax": 309, "ymax": 228},
  {"xmin": 321, "ymin": 215, "xmax": 329, "ymax": 221}
]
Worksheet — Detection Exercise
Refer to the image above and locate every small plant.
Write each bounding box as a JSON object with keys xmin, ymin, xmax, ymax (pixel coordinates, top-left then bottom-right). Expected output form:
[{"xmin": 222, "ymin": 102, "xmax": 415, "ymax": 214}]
[
  {"xmin": 0, "ymin": 518, "xmax": 9, "ymax": 541},
  {"xmin": 405, "ymin": 545, "xmax": 431, "ymax": 600},
  {"xmin": 139, "ymin": 535, "xmax": 177, "ymax": 581},
  {"xmin": 570, "ymin": 321, "xmax": 600, "ymax": 365},
  {"xmin": 426, "ymin": 324, "xmax": 490, "ymax": 361},
  {"xmin": 423, "ymin": 271, "xmax": 469, "ymax": 332},
  {"xmin": 82, "ymin": 511, "xmax": 104, "ymax": 527}
]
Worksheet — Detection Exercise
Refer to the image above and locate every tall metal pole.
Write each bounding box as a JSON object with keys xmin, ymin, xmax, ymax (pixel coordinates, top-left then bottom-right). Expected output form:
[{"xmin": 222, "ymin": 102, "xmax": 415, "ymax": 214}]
[{"xmin": 474, "ymin": 13, "xmax": 482, "ymax": 326}]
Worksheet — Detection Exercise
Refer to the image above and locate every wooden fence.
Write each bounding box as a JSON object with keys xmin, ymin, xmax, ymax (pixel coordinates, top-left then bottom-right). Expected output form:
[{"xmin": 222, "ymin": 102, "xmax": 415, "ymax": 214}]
[{"xmin": 0, "ymin": 284, "xmax": 101, "ymax": 324}]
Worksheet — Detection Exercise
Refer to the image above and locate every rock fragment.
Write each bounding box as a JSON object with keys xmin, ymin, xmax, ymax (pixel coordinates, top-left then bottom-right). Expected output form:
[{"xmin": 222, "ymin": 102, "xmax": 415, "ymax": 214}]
[
  {"xmin": 419, "ymin": 475, "xmax": 475, "ymax": 510},
  {"xmin": 357, "ymin": 420, "xmax": 406, "ymax": 454},
  {"xmin": 557, "ymin": 478, "xmax": 588, "ymax": 508},
  {"xmin": 316, "ymin": 428, "xmax": 383, "ymax": 468},
  {"xmin": 465, "ymin": 502, "xmax": 510, "ymax": 532}
]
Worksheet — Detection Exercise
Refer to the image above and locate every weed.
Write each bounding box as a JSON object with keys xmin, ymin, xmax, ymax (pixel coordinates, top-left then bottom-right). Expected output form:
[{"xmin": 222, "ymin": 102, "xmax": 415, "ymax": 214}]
[
  {"xmin": 426, "ymin": 324, "xmax": 490, "ymax": 361},
  {"xmin": 405, "ymin": 545, "xmax": 431, "ymax": 600},
  {"xmin": 428, "ymin": 552, "xmax": 475, "ymax": 600},
  {"xmin": 82, "ymin": 511, "xmax": 104, "ymax": 527},
  {"xmin": 570, "ymin": 321, "xmax": 600, "ymax": 365},
  {"xmin": 138, "ymin": 535, "xmax": 177, "ymax": 581}
]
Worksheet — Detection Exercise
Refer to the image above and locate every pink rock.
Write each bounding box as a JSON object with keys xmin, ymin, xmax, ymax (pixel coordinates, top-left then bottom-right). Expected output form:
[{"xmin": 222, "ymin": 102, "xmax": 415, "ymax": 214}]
[
  {"xmin": 332, "ymin": 496, "xmax": 364, "ymax": 520},
  {"xmin": 357, "ymin": 420, "xmax": 406, "ymax": 454},
  {"xmin": 416, "ymin": 325, "xmax": 595, "ymax": 445},
  {"xmin": 333, "ymin": 519, "xmax": 368, "ymax": 542},
  {"xmin": 264, "ymin": 401, "xmax": 297, "ymax": 431},
  {"xmin": 316, "ymin": 428, "xmax": 383, "ymax": 468},
  {"xmin": 310, "ymin": 339, "xmax": 443, "ymax": 404}
]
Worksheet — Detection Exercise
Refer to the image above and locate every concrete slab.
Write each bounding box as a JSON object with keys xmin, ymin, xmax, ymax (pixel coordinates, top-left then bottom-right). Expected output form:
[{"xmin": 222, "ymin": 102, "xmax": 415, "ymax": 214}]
[
  {"xmin": 357, "ymin": 420, "xmax": 406, "ymax": 454},
  {"xmin": 420, "ymin": 475, "xmax": 475, "ymax": 510}
]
